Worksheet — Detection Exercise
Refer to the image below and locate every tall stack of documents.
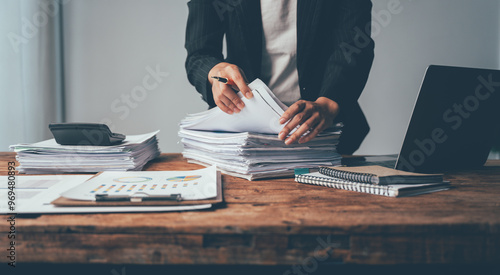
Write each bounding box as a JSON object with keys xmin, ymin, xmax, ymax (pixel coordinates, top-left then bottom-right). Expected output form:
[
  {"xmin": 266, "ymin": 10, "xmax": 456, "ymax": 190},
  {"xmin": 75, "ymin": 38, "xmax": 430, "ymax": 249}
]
[
  {"xmin": 10, "ymin": 131, "xmax": 160, "ymax": 174},
  {"xmin": 179, "ymin": 79, "xmax": 342, "ymax": 180}
]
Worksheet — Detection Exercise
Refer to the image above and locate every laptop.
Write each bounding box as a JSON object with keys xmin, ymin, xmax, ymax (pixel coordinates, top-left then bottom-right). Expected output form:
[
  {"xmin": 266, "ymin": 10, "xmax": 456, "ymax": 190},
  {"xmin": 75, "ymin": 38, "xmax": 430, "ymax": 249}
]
[{"xmin": 343, "ymin": 65, "xmax": 500, "ymax": 173}]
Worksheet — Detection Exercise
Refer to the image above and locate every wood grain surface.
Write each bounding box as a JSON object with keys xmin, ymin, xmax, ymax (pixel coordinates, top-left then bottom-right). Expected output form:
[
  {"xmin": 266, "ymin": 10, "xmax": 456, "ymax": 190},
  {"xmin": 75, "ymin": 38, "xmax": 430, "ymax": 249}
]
[{"xmin": 1, "ymin": 152, "xmax": 499, "ymax": 265}]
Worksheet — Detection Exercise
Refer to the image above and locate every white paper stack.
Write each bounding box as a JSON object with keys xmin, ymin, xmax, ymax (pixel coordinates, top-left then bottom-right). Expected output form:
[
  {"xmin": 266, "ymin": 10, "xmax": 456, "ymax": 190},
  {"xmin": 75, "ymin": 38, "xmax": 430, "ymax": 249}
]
[
  {"xmin": 179, "ymin": 79, "xmax": 342, "ymax": 180},
  {"xmin": 10, "ymin": 131, "xmax": 161, "ymax": 174}
]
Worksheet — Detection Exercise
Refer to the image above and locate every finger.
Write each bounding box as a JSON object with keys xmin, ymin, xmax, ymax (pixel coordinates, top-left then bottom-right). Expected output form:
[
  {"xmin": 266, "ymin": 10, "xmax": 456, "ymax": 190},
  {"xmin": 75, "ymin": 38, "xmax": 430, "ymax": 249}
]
[
  {"xmin": 239, "ymin": 68, "xmax": 249, "ymax": 82},
  {"xmin": 215, "ymin": 97, "xmax": 233, "ymax": 114},
  {"xmin": 279, "ymin": 101, "xmax": 306, "ymax": 125},
  {"xmin": 279, "ymin": 107, "xmax": 312, "ymax": 141},
  {"xmin": 278, "ymin": 116, "xmax": 300, "ymax": 141},
  {"xmin": 213, "ymin": 84, "xmax": 234, "ymax": 114},
  {"xmin": 222, "ymin": 86, "xmax": 245, "ymax": 111},
  {"xmin": 229, "ymin": 69, "xmax": 253, "ymax": 99},
  {"xmin": 219, "ymin": 94, "xmax": 241, "ymax": 114},
  {"xmin": 285, "ymin": 114, "xmax": 321, "ymax": 145},
  {"xmin": 298, "ymin": 120, "xmax": 326, "ymax": 144},
  {"xmin": 238, "ymin": 68, "xmax": 253, "ymax": 99}
]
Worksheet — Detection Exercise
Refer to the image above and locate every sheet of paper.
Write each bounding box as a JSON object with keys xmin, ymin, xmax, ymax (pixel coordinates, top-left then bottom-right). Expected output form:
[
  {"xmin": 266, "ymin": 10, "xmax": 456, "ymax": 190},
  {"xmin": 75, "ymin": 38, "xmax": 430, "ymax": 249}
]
[
  {"xmin": 1, "ymin": 175, "xmax": 91, "ymax": 214},
  {"xmin": 61, "ymin": 166, "xmax": 218, "ymax": 201},
  {"xmin": 180, "ymin": 79, "xmax": 286, "ymax": 134},
  {"xmin": 181, "ymin": 139, "xmax": 336, "ymax": 155},
  {"xmin": 0, "ymin": 175, "xmax": 211, "ymax": 214},
  {"xmin": 10, "ymin": 131, "xmax": 160, "ymax": 152},
  {"xmin": 178, "ymin": 129, "xmax": 340, "ymax": 148}
]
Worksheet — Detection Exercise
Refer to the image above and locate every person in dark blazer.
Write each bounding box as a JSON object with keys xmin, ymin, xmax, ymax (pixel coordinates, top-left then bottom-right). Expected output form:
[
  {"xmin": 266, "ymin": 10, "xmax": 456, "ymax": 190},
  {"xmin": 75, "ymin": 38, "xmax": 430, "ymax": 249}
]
[{"xmin": 185, "ymin": 0, "xmax": 374, "ymax": 154}]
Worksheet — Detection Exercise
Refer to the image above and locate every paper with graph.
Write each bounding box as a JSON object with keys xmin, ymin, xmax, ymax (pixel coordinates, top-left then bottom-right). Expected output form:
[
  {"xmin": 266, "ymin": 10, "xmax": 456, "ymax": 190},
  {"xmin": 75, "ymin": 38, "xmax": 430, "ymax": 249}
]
[{"xmin": 61, "ymin": 166, "xmax": 218, "ymax": 201}]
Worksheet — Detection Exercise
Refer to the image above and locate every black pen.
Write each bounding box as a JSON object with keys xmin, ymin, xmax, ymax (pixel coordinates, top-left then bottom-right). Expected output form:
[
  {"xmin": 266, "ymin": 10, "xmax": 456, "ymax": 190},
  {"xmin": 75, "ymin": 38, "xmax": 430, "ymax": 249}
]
[
  {"xmin": 95, "ymin": 193, "xmax": 182, "ymax": 202},
  {"xmin": 211, "ymin": 76, "xmax": 235, "ymax": 86}
]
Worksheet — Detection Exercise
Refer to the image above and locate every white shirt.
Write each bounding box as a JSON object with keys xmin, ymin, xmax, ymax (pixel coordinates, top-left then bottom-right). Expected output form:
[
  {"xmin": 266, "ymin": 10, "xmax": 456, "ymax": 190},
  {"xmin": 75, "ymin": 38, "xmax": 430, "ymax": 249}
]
[{"xmin": 260, "ymin": 0, "xmax": 301, "ymax": 107}]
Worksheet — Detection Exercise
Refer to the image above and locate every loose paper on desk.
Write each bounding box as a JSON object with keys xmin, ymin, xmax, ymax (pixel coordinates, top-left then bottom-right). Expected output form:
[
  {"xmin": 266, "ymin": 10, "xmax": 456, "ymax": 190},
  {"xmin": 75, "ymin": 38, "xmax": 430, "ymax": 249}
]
[
  {"xmin": 180, "ymin": 79, "xmax": 288, "ymax": 134},
  {"xmin": 0, "ymin": 175, "xmax": 211, "ymax": 214},
  {"xmin": 61, "ymin": 166, "xmax": 218, "ymax": 201}
]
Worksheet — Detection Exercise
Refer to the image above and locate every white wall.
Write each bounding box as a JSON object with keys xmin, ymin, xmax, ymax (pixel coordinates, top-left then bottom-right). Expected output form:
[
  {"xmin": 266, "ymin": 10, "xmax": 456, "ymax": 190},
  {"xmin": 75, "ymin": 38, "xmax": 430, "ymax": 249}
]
[
  {"xmin": 63, "ymin": 0, "xmax": 207, "ymax": 153},
  {"xmin": 0, "ymin": 0, "xmax": 62, "ymax": 149},
  {"xmin": 60, "ymin": 0, "xmax": 500, "ymax": 154},
  {"xmin": 358, "ymin": 0, "xmax": 500, "ymax": 154}
]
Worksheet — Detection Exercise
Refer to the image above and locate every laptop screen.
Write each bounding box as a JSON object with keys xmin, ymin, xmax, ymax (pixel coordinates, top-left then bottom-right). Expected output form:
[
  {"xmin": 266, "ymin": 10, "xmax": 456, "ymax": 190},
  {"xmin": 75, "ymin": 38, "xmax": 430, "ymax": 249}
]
[{"xmin": 395, "ymin": 65, "xmax": 500, "ymax": 172}]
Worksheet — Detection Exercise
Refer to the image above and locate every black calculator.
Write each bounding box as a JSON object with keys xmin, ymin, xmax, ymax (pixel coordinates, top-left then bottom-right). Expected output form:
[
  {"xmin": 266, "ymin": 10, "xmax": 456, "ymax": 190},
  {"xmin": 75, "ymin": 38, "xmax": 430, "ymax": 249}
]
[{"xmin": 49, "ymin": 123, "xmax": 125, "ymax": 146}]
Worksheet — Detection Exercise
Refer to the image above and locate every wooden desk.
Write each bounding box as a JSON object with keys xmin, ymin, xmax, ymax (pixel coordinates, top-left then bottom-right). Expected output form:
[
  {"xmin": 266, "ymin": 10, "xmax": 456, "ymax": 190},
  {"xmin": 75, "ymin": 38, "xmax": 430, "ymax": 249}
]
[{"xmin": 1, "ymin": 152, "xmax": 500, "ymax": 265}]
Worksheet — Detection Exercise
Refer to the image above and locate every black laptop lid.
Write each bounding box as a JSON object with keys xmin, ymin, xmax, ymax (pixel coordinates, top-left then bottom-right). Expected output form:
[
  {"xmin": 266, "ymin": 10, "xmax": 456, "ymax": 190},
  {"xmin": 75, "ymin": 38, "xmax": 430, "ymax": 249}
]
[{"xmin": 395, "ymin": 65, "xmax": 500, "ymax": 173}]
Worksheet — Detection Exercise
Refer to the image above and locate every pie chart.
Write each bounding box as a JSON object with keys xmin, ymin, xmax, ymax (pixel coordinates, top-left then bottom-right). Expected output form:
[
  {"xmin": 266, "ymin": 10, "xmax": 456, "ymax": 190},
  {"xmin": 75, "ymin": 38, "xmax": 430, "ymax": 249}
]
[{"xmin": 166, "ymin": 175, "xmax": 201, "ymax": 182}]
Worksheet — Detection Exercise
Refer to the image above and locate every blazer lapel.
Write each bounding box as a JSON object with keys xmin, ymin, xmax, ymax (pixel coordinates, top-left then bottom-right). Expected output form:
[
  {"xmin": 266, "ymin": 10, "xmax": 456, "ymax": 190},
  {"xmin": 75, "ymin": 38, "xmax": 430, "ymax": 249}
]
[
  {"xmin": 234, "ymin": 0, "xmax": 263, "ymax": 79},
  {"xmin": 297, "ymin": 0, "xmax": 324, "ymax": 82}
]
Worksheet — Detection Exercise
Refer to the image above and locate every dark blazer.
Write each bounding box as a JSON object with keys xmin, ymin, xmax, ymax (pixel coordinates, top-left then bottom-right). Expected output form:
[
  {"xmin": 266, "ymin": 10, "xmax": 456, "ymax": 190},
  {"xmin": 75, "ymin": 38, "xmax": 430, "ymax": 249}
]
[{"xmin": 185, "ymin": 0, "xmax": 374, "ymax": 154}]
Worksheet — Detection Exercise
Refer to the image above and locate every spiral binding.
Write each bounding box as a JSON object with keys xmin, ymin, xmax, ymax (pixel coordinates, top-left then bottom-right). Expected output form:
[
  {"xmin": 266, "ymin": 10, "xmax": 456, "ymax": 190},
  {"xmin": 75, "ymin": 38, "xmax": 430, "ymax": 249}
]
[
  {"xmin": 318, "ymin": 167, "xmax": 378, "ymax": 184},
  {"xmin": 296, "ymin": 174, "xmax": 392, "ymax": 197}
]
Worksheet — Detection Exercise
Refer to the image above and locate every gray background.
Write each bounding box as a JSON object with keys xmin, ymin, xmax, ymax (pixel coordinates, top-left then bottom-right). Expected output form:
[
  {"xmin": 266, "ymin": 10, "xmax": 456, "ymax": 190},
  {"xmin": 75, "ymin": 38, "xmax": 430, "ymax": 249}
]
[{"xmin": 2, "ymin": 0, "xmax": 500, "ymax": 155}]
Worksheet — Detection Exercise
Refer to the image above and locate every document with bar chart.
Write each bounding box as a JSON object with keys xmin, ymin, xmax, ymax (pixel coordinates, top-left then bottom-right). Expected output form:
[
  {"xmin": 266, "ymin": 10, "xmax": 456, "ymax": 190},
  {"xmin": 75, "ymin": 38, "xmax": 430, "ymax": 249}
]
[{"xmin": 61, "ymin": 166, "xmax": 218, "ymax": 201}]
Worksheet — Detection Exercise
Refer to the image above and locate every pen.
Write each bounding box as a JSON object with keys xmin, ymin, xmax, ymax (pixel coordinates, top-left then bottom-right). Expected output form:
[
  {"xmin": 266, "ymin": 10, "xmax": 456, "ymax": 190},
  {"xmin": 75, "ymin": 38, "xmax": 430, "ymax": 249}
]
[
  {"xmin": 95, "ymin": 193, "xmax": 182, "ymax": 202},
  {"xmin": 211, "ymin": 76, "xmax": 235, "ymax": 86}
]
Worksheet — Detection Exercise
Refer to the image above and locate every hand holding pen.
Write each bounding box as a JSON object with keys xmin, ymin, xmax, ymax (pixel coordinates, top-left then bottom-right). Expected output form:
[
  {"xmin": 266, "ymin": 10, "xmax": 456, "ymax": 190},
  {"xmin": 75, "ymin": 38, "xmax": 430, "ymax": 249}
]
[
  {"xmin": 208, "ymin": 62, "xmax": 253, "ymax": 114},
  {"xmin": 210, "ymin": 76, "xmax": 234, "ymax": 85}
]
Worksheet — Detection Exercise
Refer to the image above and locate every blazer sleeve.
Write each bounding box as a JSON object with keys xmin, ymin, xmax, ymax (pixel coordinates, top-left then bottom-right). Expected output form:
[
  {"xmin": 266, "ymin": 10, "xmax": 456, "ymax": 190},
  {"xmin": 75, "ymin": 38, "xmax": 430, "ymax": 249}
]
[
  {"xmin": 185, "ymin": 0, "xmax": 225, "ymax": 106},
  {"xmin": 318, "ymin": 0, "xmax": 374, "ymax": 113}
]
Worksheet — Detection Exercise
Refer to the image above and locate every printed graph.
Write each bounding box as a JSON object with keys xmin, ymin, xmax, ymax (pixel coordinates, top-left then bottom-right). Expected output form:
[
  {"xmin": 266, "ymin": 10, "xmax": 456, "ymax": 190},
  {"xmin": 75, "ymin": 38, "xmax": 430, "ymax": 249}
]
[
  {"xmin": 166, "ymin": 175, "xmax": 201, "ymax": 182},
  {"xmin": 113, "ymin": 177, "xmax": 152, "ymax": 183}
]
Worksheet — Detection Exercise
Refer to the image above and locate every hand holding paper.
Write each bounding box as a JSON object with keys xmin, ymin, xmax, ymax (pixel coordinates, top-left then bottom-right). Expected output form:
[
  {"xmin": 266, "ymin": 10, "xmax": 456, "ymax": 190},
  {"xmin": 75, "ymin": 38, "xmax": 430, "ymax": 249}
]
[
  {"xmin": 208, "ymin": 62, "xmax": 253, "ymax": 114},
  {"xmin": 279, "ymin": 97, "xmax": 339, "ymax": 145},
  {"xmin": 181, "ymin": 79, "xmax": 288, "ymax": 135}
]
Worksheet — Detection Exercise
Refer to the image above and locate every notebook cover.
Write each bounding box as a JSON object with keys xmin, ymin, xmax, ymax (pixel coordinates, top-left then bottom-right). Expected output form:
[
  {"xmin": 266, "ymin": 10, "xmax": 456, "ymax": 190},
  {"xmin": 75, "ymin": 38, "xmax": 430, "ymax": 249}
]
[{"xmin": 324, "ymin": 165, "xmax": 442, "ymax": 178}]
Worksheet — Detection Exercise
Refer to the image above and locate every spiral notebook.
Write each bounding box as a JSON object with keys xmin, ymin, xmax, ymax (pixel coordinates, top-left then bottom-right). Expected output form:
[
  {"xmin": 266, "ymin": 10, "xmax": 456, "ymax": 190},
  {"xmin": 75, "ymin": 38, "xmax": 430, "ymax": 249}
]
[
  {"xmin": 295, "ymin": 172, "xmax": 450, "ymax": 197},
  {"xmin": 318, "ymin": 165, "xmax": 443, "ymax": 185}
]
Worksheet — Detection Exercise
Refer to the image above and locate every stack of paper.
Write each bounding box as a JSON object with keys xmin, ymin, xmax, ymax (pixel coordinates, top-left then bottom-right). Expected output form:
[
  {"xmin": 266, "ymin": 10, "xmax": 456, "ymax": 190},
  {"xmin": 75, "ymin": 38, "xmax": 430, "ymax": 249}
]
[
  {"xmin": 179, "ymin": 79, "xmax": 342, "ymax": 180},
  {"xmin": 10, "ymin": 131, "xmax": 161, "ymax": 174}
]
